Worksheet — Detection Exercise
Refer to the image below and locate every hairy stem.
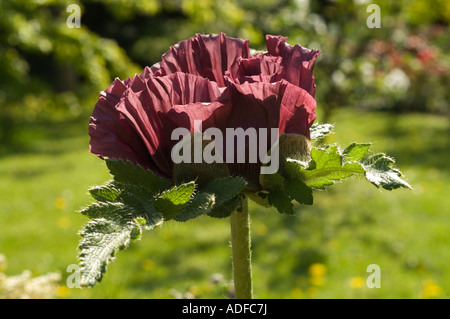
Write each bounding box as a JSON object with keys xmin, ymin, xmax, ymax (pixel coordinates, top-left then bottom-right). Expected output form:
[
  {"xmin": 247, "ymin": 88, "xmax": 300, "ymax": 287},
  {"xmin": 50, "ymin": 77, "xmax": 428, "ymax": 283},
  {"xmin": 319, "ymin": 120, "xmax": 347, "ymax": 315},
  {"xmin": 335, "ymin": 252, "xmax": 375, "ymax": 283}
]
[{"xmin": 230, "ymin": 196, "xmax": 253, "ymax": 299}]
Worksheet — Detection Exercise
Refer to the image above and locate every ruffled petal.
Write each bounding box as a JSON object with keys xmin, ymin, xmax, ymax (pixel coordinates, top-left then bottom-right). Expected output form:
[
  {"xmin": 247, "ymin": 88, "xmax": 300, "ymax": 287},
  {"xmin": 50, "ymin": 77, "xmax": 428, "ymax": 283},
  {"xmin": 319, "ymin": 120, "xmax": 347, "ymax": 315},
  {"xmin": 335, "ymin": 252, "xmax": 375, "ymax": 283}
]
[
  {"xmin": 278, "ymin": 81, "xmax": 317, "ymax": 139},
  {"xmin": 89, "ymin": 78, "xmax": 157, "ymax": 171},
  {"xmin": 155, "ymin": 33, "xmax": 251, "ymax": 87},
  {"xmin": 89, "ymin": 34, "xmax": 319, "ymax": 184},
  {"xmin": 162, "ymin": 81, "xmax": 285, "ymax": 188},
  {"xmin": 229, "ymin": 54, "xmax": 284, "ymax": 84},
  {"xmin": 113, "ymin": 73, "xmax": 222, "ymax": 177},
  {"xmin": 155, "ymin": 72, "xmax": 222, "ymax": 106},
  {"xmin": 265, "ymin": 35, "xmax": 320, "ymax": 96}
]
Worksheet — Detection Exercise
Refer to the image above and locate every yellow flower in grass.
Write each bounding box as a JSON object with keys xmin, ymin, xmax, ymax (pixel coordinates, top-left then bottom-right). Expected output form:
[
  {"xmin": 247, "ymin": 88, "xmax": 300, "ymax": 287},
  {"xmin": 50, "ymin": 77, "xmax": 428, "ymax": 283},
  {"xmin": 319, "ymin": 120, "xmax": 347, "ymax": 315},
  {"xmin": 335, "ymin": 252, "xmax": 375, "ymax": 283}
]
[
  {"xmin": 349, "ymin": 276, "xmax": 365, "ymax": 289},
  {"xmin": 308, "ymin": 263, "xmax": 326, "ymax": 286},
  {"xmin": 57, "ymin": 285, "xmax": 70, "ymax": 297},
  {"xmin": 420, "ymin": 279, "xmax": 442, "ymax": 299},
  {"xmin": 57, "ymin": 216, "xmax": 71, "ymax": 229},
  {"xmin": 54, "ymin": 197, "xmax": 67, "ymax": 210},
  {"xmin": 309, "ymin": 263, "xmax": 326, "ymax": 277}
]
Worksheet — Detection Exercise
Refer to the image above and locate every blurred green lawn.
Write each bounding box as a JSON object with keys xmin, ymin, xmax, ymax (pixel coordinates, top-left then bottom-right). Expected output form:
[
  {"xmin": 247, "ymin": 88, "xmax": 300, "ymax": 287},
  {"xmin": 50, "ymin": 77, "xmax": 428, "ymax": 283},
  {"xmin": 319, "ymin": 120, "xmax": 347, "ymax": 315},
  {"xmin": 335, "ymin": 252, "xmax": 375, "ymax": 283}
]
[{"xmin": 0, "ymin": 107, "xmax": 448, "ymax": 299}]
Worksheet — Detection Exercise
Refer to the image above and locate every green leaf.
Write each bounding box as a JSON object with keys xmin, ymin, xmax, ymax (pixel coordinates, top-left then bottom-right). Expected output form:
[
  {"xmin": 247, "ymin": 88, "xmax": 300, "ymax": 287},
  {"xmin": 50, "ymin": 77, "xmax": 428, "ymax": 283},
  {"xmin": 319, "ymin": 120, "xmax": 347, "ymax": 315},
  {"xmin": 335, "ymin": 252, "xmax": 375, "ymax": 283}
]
[
  {"xmin": 284, "ymin": 143, "xmax": 411, "ymax": 191},
  {"xmin": 362, "ymin": 153, "xmax": 412, "ymax": 190},
  {"xmin": 78, "ymin": 217, "xmax": 147, "ymax": 287},
  {"xmin": 260, "ymin": 172, "xmax": 285, "ymax": 190},
  {"xmin": 343, "ymin": 143, "xmax": 372, "ymax": 162},
  {"xmin": 286, "ymin": 146, "xmax": 365, "ymax": 189},
  {"xmin": 174, "ymin": 192, "xmax": 216, "ymax": 222},
  {"xmin": 202, "ymin": 177, "xmax": 247, "ymax": 203},
  {"xmin": 154, "ymin": 182, "xmax": 196, "ymax": 220},
  {"xmin": 268, "ymin": 189, "xmax": 294, "ymax": 215},
  {"xmin": 201, "ymin": 177, "xmax": 247, "ymax": 218},
  {"xmin": 285, "ymin": 178, "xmax": 313, "ymax": 205},
  {"xmin": 83, "ymin": 181, "xmax": 161, "ymax": 225},
  {"xmin": 260, "ymin": 171, "xmax": 308, "ymax": 213},
  {"xmin": 78, "ymin": 180, "xmax": 164, "ymax": 287},
  {"xmin": 208, "ymin": 195, "xmax": 242, "ymax": 218},
  {"xmin": 105, "ymin": 158, "xmax": 172, "ymax": 193},
  {"xmin": 310, "ymin": 123, "xmax": 334, "ymax": 140},
  {"xmin": 88, "ymin": 181, "xmax": 121, "ymax": 202},
  {"xmin": 310, "ymin": 146, "xmax": 341, "ymax": 168},
  {"xmin": 80, "ymin": 201, "xmax": 128, "ymax": 219}
]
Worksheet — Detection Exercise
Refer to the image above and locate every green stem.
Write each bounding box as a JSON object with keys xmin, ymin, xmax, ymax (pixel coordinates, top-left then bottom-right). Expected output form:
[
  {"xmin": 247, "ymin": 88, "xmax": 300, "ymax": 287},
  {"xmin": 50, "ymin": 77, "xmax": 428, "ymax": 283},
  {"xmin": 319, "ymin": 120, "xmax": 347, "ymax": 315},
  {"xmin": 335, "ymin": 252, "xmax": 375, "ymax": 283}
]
[{"xmin": 230, "ymin": 196, "xmax": 253, "ymax": 299}]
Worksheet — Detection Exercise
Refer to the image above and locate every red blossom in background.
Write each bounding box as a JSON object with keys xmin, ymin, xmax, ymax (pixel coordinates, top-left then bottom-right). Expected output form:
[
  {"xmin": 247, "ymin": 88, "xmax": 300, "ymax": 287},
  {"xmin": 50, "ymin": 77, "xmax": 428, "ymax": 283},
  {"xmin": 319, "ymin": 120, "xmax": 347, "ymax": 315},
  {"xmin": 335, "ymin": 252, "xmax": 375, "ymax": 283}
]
[{"xmin": 89, "ymin": 33, "xmax": 320, "ymax": 185}]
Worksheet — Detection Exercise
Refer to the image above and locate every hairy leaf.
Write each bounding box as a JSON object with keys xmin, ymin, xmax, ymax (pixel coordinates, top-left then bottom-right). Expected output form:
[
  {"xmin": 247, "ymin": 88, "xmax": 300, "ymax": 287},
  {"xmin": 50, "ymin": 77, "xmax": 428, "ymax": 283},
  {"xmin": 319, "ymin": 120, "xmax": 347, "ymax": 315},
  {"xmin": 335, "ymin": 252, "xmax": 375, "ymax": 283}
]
[
  {"xmin": 174, "ymin": 192, "xmax": 216, "ymax": 222},
  {"xmin": 202, "ymin": 177, "xmax": 247, "ymax": 218},
  {"xmin": 78, "ymin": 217, "xmax": 149, "ymax": 287},
  {"xmin": 362, "ymin": 153, "xmax": 412, "ymax": 190},
  {"xmin": 208, "ymin": 195, "xmax": 242, "ymax": 218},
  {"xmin": 343, "ymin": 143, "xmax": 372, "ymax": 162},
  {"xmin": 154, "ymin": 182, "xmax": 196, "ymax": 220},
  {"xmin": 285, "ymin": 143, "xmax": 411, "ymax": 191},
  {"xmin": 268, "ymin": 189, "xmax": 294, "ymax": 215},
  {"xmin": 78, "ymin": 180, "xmax": 164, "ymax": 287},
  {"xmin": 105, "ymin": 158, "xmax": 172, "ymax": 193},
  {"xmin": 310, "ymin": 123, "xmax": 334, "ymax": 140},
  {"xmin": 285, "ymin": 146, "xmax": 364, "ymax": 189},
  {"xmin": 88, "ymin": 181, "xmax": 121, "ymax": 202},
  {"xmin": 84, "ymin": 181, "xmax": 161, "ymax": 225},
  {"xmin": 285, "ymin": 178, "xmax": 313, "ymax": 205},
  {"xmin": 202, "ymin": 177, "xmax": 247, "ymax": 203}
]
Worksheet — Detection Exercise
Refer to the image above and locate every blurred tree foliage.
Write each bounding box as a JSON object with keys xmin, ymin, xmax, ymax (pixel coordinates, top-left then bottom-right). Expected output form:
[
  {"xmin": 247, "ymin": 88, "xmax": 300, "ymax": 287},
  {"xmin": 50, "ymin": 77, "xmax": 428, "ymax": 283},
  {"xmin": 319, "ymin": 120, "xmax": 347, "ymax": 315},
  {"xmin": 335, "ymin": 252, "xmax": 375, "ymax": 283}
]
[
  {"xmin": 1, "ymin": 0, "xmax": 449, "ymax": 146},
  {"xmin": 0, "ymin": 0, "xmax": 141, "ymax": 145}
]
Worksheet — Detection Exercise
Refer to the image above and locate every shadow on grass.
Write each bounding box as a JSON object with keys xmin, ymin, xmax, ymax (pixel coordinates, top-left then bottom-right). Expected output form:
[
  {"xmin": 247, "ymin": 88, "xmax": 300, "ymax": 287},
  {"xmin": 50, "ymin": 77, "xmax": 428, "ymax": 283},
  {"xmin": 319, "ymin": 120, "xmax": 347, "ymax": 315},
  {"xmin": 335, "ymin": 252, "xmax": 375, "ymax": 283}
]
[
  {"xmin": 0, "ymin": 114, "xmax": 90, "ymax": 158},
  {"xmin": 373, "ymin": 112, "xmax": 450, "ymax": 171},
  {"xmin": 126, "ymin": 236, "xmax": 231, "ymax": 297}
]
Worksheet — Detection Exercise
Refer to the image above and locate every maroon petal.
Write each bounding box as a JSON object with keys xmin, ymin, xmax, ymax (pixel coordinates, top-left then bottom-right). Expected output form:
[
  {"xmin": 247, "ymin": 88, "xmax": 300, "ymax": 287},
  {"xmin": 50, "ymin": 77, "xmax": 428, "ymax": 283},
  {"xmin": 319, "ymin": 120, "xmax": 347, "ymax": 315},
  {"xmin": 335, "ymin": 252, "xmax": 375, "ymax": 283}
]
[
  {"xmin": 164, "ymin": 80, "xmax": 281, "ymax": 139},
  {"xmin": 89, "ymin": 34, "xmax": 319, "ymax": 186},
  {"xmin": 265, "ymin": 35, "xmax": 320, "ymax": 96},
  {"xmin": 113, "ymin": 73, "xmax": 222, "ymax": 177},
  {"xmin": 278, "ymin": 81, "xmax": 317, "ymax": 139},
  {"xmin": 155, "ymin": 72, "xmax": 222, "ymax": 106},
  {"xmin": 141, "ymin": 64, "xmax": 163, "ymax": 80},
  {"xmin": 89, "ymin": 79, "xmax": 157, "ymax": 171},
  {"xmin": 155, "ymin": 33, "xmax": 251, "ymax": 87},
  {"xmin": 162, "ymin": 81, "xmax": 284, "ymax": 187},
  {"xmin": 224, "ymin": 81, "xmax": 281, "ymax": 130},
  {"xmin": 160, "ymin": 100, "xmax": 225, "ymax": 133},
  {"xmin": 222, "ymin": 81, "xmax": 316, "ymax": 183},
  {"xmin": 230, "ymin": 54, "xmax": 284, "ymax": 84}
]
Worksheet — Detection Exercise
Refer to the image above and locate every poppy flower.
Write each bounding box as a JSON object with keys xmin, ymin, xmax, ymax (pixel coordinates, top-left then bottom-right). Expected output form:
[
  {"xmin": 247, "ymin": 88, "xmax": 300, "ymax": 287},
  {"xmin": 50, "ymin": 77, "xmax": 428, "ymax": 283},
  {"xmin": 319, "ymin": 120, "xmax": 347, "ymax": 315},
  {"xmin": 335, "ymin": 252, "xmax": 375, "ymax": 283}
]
[{"xmin": 89, "ymin": 33, "xmax": 320, "ymax": 189}]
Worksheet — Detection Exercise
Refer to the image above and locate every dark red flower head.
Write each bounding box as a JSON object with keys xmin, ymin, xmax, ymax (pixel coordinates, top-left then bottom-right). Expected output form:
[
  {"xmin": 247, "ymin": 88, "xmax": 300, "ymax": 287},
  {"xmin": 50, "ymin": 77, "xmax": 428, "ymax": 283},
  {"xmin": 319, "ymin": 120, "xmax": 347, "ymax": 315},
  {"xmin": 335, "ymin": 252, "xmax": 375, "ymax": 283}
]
[{"xmin": 89, "ymin": 33, "xmax": 320, "ymax": 188}]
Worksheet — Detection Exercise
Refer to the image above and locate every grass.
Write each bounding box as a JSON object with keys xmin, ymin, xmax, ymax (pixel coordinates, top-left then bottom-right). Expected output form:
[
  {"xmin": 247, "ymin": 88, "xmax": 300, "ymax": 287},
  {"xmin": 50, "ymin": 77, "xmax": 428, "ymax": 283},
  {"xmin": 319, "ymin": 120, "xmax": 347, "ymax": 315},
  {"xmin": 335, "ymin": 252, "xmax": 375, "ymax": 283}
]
[{"xmin": 0, "ymin": 107, "xmax": 448, "ymax": 299}]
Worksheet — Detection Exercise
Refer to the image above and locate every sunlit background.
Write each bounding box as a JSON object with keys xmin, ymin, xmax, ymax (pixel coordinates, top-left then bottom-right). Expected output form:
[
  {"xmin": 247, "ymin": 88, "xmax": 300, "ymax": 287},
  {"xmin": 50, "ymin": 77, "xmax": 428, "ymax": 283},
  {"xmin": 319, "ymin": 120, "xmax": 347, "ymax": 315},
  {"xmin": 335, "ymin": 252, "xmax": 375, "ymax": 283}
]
[{"xmin": 0, "ymin": 0, "xmax": 449, "ymax": 299}]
